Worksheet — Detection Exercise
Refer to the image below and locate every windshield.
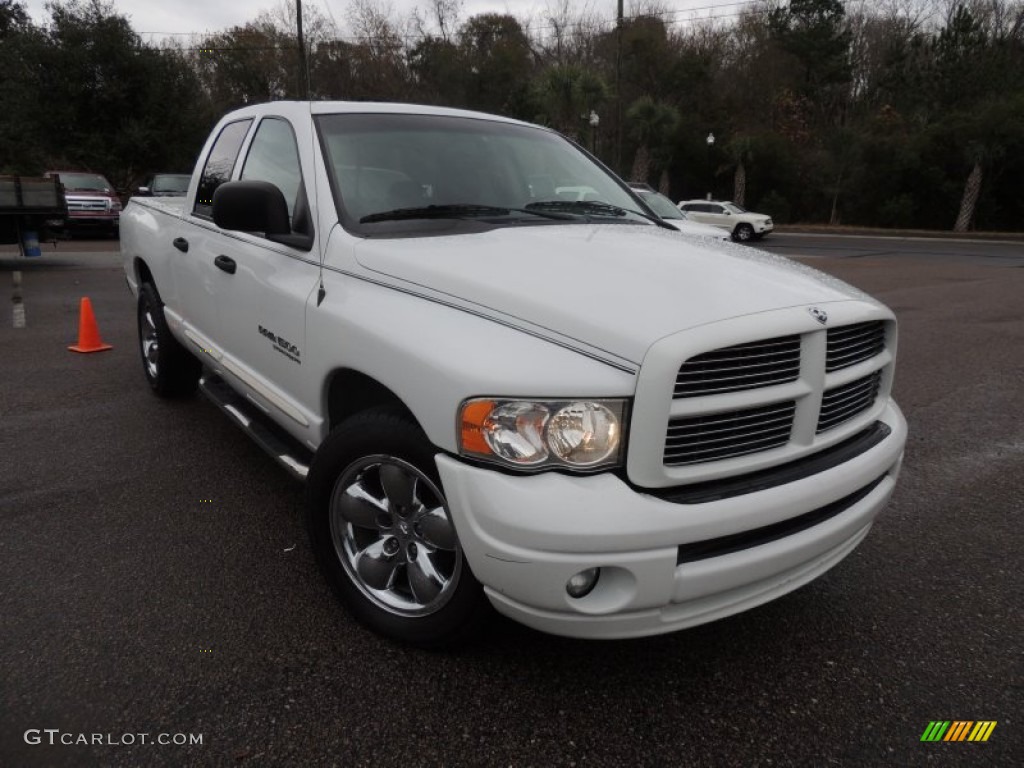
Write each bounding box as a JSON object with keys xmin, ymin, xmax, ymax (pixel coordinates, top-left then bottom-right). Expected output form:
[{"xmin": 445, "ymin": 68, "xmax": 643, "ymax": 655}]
[
  {"xmin": 637, "ymin": 190, "xmax": 684, "ymax": 220},
  {"xmin": 316, "ymin": 113, "xmax": 652, "ymax": 232},
  {"xmin": 724, "ymin": 202, "xmax": 748, "ymax": 214},
  {"xmin": 58, "ymin": 173, "xmax": 112, "ymax": 192},
  {"xmin": 151, "ymin": 174, "xmax": 190, "ymax": 194}
]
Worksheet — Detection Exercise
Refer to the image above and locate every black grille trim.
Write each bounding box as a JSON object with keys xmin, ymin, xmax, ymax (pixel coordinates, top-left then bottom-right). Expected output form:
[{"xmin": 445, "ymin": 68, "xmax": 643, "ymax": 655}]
[
  {"xmin": 826, "ymin": 321, "xmax": 885, "ymax": 372},
  {"xmin": 818, "ymin": 372, "xmax": 882, "ymax": 433},
  {"xmin": 675, "ymin": 475, "xmax": 887, "ymax": 565},
  {"xmin": 664, "ymin": 402, "xmax": 795, "ymax": 466},
  {"xmin": 674, "ymin": 335, "xmax": 801, "ymax": 398},
  {"xmin": 650, "ymin": 422, "xmax": 891, "ymax": 505}
]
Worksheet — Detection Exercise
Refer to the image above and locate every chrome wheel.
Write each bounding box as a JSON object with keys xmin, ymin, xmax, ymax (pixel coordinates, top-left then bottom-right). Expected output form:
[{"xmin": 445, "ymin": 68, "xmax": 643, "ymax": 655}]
[
  {"xmin": 734, "ymin": 224, "xmax": 753, "ymax": 242},
  {"xmin": 141, "ymin": 310, "xmax": 159, "ymax": 379},
  {"xmin": 329, "ymin": 455, "xmax": 462, "ymax": 616}
]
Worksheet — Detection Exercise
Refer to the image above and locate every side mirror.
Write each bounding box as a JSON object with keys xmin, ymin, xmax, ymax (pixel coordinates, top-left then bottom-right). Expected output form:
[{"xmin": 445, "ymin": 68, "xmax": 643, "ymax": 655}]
[
  {"xmin": 212, "ymin": 180, "xmax": 313, "ymax": 251},
  {"xmin": 137, "ymin": 186, "xmax": 151, "ymax": 196},
  {"xmin": 213, "ymin": 180, "xmax": 290, "ymax": 235}
]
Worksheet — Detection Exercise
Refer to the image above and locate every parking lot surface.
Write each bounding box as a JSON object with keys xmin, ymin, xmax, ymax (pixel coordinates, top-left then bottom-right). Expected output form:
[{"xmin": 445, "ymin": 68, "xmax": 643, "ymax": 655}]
[{"xmin": 2, "ymin": 235, "xmax": 1021, "ymax": 767}]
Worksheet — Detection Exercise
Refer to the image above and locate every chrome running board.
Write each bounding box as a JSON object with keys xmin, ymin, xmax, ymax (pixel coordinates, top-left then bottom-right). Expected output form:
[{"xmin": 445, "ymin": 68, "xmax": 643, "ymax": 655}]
[{"xmin": 199, "ymin": 370, "xmax": 312, "ymax": 482}]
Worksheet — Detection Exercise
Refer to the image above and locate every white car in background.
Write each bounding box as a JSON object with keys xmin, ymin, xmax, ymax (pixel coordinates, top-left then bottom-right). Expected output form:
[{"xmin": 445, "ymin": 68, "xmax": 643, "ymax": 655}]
[
  {"xmin": 628, "ymin": 185, "xmax": 729, "ymax": 241},
  {"xmin": 678, "ymin": 200, "xmax": 773, "ymax": 242}
]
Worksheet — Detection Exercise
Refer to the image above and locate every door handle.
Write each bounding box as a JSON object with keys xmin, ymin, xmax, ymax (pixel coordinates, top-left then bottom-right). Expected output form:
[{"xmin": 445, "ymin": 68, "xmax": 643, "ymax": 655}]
[
  {"xmin": 214, "ymin": 255, "xmax": 236, "ymax": 275},
  {"xmin": 172, "ymin": 237, "xmax": 189, "ymax": 252}
]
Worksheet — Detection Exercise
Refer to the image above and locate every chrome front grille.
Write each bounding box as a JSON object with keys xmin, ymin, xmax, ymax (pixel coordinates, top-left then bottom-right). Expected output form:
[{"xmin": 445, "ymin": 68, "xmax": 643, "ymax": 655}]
[
  {"xmin": 818, "ymin": 371, "xmax": 882, "ymax": 433},
  {"xmin": 661, "ymin": 320, "xmax": 890, "ymax": 469},
  {"xmin": 67, "ymin": 198, "xmax": 108, "ymax": 211},
  {"xmin": 826, "ymin": 321, "xmax": 885, "ymax": 372},
  {"xmin": 664, "ymin": 401, "xmax": 795, "ymax": 466},
  {"xmin": 674, "ymin": 335, "xmax": 800, "ymax": 398}
]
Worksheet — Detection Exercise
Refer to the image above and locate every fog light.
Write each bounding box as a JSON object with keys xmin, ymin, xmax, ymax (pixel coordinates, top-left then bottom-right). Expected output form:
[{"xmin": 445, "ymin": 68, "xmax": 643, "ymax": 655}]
[{"xmin": 566, "ymin": 567, "xmax": 601, "ymax": 598}]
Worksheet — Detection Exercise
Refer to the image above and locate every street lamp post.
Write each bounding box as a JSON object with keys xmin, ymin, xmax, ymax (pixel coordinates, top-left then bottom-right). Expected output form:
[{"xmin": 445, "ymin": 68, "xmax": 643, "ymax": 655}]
[
  {"xmin": 589, "ymin": 111, "xmax": 600, "ymax": 154},
  {"xmin": 706, "ymin": 132, "xmax": 715, "ymax": 201},
  {"xmin": 296, "ymin": 0, "xmax": 309, "ymax": 99}
]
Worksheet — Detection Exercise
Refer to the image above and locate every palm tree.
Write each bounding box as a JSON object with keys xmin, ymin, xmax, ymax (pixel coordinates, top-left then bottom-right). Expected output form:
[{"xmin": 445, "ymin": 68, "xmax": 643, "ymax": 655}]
[
  {"xmin": 626, "ymin": 97, "xmax": 679, "ymax": 186},
  {"xmin": 954, "ymin": 142, "xmax": 988, "ymax": 233},
  {"xmin": 725, "ymin": 135, "xmax": 753, "ymax": 207},
  {"xmin": 533, "ymin": 64, "xmax": 608, "ymax": 141}
]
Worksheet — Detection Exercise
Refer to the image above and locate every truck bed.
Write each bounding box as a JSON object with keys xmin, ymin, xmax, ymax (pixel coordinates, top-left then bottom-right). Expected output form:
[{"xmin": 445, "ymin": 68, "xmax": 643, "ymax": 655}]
[{"xmin": 129, "ymin": 196, "xmax": 188, "ymax": 218}]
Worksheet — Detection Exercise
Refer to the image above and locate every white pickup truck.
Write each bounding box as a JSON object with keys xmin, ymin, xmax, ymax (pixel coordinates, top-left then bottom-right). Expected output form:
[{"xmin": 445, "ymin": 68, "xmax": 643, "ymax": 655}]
[{"xmin": 121, "ymin": 101, "xmax": 907, "ymax": 646}]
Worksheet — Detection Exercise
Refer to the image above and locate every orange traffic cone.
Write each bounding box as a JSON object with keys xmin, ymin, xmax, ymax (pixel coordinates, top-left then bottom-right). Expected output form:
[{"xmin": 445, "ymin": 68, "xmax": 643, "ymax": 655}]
[{"xmin": 68, "ymin": 297, "xmax": 113, "ymax": 353}]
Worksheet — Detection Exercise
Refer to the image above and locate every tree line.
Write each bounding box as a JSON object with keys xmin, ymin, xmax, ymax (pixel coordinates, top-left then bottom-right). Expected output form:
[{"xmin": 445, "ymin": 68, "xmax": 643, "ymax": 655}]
[{"xmin": 2, "ymin": 0, "xmax": 1022, "ymax": 231}]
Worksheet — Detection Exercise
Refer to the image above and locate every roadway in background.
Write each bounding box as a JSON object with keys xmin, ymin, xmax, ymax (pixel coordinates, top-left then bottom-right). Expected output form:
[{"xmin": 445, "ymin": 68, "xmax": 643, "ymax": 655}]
[
  {"xmin": 762, "ymin": 231, "xmax": 1024, "ymax": 267},
  {"xmin": 2, "ymin": 235, "xmax": 1021, "ymax": 766}
]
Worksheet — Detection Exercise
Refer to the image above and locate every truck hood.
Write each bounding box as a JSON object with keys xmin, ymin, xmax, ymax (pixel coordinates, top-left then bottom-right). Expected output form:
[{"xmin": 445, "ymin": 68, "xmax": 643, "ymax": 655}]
[
  {"xmin": 664, "ymin": 219, "xmax": 729, "ymax": 239},
  {"xmin": 353, "ymin": 224, "xmax": 871, "ymax": 367}
]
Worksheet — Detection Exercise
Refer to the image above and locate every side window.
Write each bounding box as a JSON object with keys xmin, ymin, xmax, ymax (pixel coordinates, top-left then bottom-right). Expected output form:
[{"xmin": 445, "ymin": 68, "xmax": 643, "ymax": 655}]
[
  {"xmin": 681, "ymin": 204, "xmax": 696, "ymax": 212},
  {"xmin": 193, "ymin": 119, "xmax": 253, "ymax": 218},
  {"xmin": 241, "ymin": 117, "xmax": 303, "ymax": 221},
  {"xmin": 708, "ymin": 204, "xmax": 724, "ymax": 214}
]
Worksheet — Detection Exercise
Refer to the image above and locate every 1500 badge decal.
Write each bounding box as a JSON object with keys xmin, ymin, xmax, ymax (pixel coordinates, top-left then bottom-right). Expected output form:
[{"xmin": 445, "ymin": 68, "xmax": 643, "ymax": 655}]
[{"xmin": 259, "ymin": 325, "xmax": 301, "ymax": 364}]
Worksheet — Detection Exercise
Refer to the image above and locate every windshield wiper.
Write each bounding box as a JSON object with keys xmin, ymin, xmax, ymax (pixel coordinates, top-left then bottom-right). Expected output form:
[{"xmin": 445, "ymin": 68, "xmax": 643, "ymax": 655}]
[
  {"xmin": 525, "ymin": 199, "xmax": 665, "ymax": 226},
  {"xmin": 359, "ymin": 204, "xmax": 572, "ymax": 224}
]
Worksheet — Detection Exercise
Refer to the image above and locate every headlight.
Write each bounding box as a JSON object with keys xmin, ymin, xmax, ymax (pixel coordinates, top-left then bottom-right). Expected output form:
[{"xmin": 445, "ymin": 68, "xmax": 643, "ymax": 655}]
[{"xmin": 459, "ymin": 397, "xmax": 627, "ymax": 471}]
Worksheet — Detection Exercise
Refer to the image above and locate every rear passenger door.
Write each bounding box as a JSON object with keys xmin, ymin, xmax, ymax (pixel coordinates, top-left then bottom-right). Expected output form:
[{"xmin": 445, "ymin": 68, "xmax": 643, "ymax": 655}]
[
  {"xmin": 174, "ymin": 118, "xmax": 252, "ymax": 344},
  {"xmin": 700, "ymin": 203, "xmax": 731, "ymax": 231}
]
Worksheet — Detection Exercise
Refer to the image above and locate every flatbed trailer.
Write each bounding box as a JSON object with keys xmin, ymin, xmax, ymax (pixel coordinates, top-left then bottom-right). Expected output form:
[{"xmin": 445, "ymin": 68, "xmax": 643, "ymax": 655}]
[{"xmin": 0, "ymin": 175, "xmax": 67, "ymax": 248}]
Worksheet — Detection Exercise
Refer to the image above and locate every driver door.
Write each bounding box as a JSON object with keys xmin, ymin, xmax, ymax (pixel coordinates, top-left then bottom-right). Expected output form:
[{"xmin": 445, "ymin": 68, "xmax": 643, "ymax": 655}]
[{"xmin": 204, "ymin": 116, "xmax": 321, "ymax": 440}]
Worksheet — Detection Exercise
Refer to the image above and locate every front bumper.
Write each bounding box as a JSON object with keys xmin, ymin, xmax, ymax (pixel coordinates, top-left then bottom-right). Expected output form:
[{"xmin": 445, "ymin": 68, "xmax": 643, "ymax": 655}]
[
  {"xmin": 65, "ymin": 212, "xmax": 120, "ymax": 229},
  {"xmin": 437, "ymin": 401, "xmax": 906, "ymax": 639}
]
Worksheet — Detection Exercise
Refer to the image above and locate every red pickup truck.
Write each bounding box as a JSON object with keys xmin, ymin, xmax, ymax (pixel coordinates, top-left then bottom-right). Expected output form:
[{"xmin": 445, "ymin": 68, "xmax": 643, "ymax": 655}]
[{"xmin": 45, "ymin": 170, "xmax": 121, "ymax": 238}]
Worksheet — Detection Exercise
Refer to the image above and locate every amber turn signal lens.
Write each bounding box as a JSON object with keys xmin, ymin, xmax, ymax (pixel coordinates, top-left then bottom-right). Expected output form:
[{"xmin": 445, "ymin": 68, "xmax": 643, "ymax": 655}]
[{"xmin": 460, "ymin": 399, "xmax": 495, "ymax": 455}]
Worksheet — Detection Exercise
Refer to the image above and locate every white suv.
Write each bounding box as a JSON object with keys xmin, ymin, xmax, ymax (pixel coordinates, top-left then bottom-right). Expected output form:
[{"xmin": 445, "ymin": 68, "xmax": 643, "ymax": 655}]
[
  {"xmin": 628, "ymin": 185, "xmax": 729, "ymax": 241},
  {"xmin": 678, "ymin": 200, "xmax": 773, "ymax": 242}
]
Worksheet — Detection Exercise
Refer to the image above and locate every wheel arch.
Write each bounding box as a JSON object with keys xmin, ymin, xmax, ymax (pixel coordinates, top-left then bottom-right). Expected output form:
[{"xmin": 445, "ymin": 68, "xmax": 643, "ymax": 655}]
[
  {"xmin": 325, "ymin": 368, "xmax": 422, "ymax": 435},
  {"xmin": 134, "ymin": 257, "xmax": 156, "ymax": 291}
]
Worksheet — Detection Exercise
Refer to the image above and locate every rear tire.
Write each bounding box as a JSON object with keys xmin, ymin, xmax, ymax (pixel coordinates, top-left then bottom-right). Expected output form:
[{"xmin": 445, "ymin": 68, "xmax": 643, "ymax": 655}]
[
  {"xmin": 306, "ymin": 407, "xmax": 489, "ymax": 647},
  {"xmin": 137, "ymin": 282, "xmax": 200, "ymax": 398}
]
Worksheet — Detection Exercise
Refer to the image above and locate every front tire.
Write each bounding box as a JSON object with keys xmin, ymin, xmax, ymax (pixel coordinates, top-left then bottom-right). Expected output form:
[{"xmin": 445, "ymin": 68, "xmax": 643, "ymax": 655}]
[
  {"xmin": 733, "ymin": 223, "xmax": 754, "ymax": 242},
  {"xmin": 137, "ymin": 282, "xmax": 200, "ymax": 397},
  {"xmin": 306, "ymin": 408, "xmax": 488, "ymax": 647}
]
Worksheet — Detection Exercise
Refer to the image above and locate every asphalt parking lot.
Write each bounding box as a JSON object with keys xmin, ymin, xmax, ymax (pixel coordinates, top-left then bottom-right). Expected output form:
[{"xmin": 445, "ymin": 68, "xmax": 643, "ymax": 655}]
[{"xmin": 2, "ymin": 234, "xmax": 1021, "ymax": 767}]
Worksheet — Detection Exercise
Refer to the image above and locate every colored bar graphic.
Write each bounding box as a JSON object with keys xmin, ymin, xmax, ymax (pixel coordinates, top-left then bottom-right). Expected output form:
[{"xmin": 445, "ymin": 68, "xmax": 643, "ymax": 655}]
[
  {"xmin": 921, "ymin": 721, "xmax": 996, "ymax": 742},
  {"xmin": 944, "ymin": 721, "xmax": 973, "ymax": 741},
  {"xmin": 968, "ymin": 722, "xmax": 997, "ymax": 742}
]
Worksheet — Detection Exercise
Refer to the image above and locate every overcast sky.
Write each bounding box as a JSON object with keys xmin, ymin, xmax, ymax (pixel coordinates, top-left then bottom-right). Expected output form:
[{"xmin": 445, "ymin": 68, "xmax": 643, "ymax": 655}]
[{"xmin": 22, "ymin": 0, "xmax": 740, "ymax": 40}]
